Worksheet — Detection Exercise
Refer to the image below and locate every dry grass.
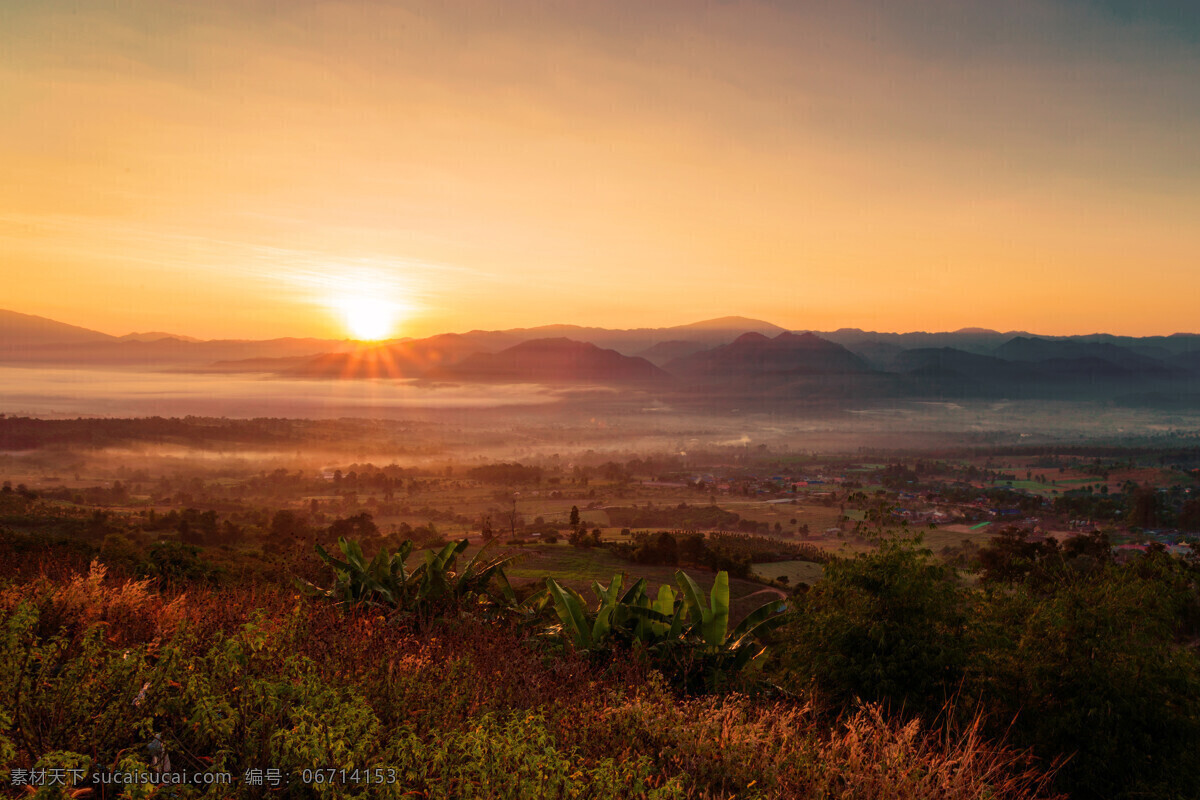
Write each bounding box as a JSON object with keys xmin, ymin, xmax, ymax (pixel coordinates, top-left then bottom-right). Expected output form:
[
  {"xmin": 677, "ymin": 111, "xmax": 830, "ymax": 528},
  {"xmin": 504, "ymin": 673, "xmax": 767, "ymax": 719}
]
[
  {"xmin": 810, "ymin": 704, "xmax": 1062, "ymax": 800},
  {"xmin": 575, "ymin": 687, "xmax": 1062, "ymax": 800},
  {"xmin": 0, "ymin": 559, "xmax": 188, "ymax": 645}
]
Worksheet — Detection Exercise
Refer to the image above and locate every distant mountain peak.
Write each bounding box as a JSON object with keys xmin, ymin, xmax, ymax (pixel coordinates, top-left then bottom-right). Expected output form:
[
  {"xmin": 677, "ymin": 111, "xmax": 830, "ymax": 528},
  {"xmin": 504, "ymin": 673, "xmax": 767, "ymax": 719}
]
[
  {"xmin": 671, "ymin": 316, "xmax": 785, "ymax": 332},
  {"xmin": 509, "ymin": 337, "xmax": 597, "ymax": 350},
  {"xmin": 0, "ymin": 309, "xmax": 117, "ymax": 348},
  {"xmin": 774, "ymin": 331, "xmax": 825, "ymax": 343},
  {"xmin": 666, "ymin": 329, "xmax": 868, "ymax": 377},
  {"xmin": 731, "ymin": 331, "xmax": 772, "ymax": 344},
  {"xmin": 119, "ymin": 331, "xmax": 203, "ymax": 343},
  {"xmin": 443, "ymin": 337, "xmax": 667, "ymax": 384}
]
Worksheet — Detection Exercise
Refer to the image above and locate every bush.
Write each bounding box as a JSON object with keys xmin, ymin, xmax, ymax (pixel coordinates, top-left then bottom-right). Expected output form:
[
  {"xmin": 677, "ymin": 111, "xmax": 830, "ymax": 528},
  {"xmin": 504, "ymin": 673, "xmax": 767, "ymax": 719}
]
[
  {"xmin": 974, "ymin": 556, "xmax": 1200, "ymax": 799},
  {"xmin": 780, "ymin": 537, "xmax": 1200, "ymax": 800},
  {"xmin": 145, "ymin": 540, "xmax": 222, "ymax": 587},
  {"xmin": 778, "ymin": 537, "xmax": 971, "ymax": 715}
]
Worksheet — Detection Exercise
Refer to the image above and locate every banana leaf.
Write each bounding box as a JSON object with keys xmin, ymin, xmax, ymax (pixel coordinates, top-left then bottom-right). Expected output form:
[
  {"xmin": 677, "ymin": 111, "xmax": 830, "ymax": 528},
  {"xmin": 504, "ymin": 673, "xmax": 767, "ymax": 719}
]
[{"xmin": 546, "ymin": 578, "xmax": 592, "ymax": 649}]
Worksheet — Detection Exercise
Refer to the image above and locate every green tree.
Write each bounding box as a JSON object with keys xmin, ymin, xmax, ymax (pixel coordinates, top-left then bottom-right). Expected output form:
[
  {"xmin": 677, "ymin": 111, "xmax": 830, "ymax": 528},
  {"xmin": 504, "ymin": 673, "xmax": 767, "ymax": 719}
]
[
  {"xmin": 1126, "ymin": 486, "xmax": 1162, "ymax": 529},
  {"xmin": 779, "ymin": 537, "xmax": 970, "ymax": 715},
  {"xmin": 973, "ymin": 555, "xmax": 1200, "ymax": 799}
]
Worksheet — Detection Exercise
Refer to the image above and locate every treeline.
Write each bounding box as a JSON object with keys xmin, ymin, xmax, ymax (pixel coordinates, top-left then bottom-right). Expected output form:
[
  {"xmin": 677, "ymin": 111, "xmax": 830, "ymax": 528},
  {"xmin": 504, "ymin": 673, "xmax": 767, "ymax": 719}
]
[
  {"xmin": 779, "ymin": 533, "xmax": 1200, "ymax": 799},
  {"xmin": 0, "ymin": 415, "xmax": 441, "ymax": 451},
  {"xmin": 466, "ymin": 462, "xmax": 544, "ymax": 485},
  {"xmin": 605, "ymin": 503, "xmax": 742, "ymax": 531},
  {"xmin": 606, "ymin": 531, "xmax": 825, "ymax": 579},
  {"xmin": 0, "ymin": 503, "xmax": 460, "ymax": 588},
  {"xmin": 0, "ymin": 415, "xmax": 304, "ymax": 449},
  {"xmin": 706, "ymin": 532, "xmax": 828, "ymax": 563},
  {"xmin": 1052, "ymin": 484, "xmax": 1200, "ymax": 530}
]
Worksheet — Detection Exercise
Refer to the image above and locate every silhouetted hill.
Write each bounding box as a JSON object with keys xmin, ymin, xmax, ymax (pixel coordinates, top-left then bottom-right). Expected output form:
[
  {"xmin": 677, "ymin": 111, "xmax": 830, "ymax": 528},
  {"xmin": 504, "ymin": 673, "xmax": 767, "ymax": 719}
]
[
  {"xmin": 493, "ymin": 317, "xmax": 787, "ymax": 354},
  {"xmin": 994, "ymin": 337, "xmax": 1178, "ymax": 377},
  {"xmin": 1036, "ymin": 357, "xmax": 1138, "ymax": 382},
  {"xmin": 820, "ymin": 328, "xmax": 1025, "ymax": 355},
  {"xmin": 5, "ymin": 308, "xmax": 1200, "ymax": 410},
  {"xmin": 666, "ymin": 332, "xmax": 868, "ymax": 377},
  {"xmin": 118, "ymin": 331, "xmax": 203, "ymax": 343},
  {"xmin": 276, "ymin": 334, "xmax": 505, "ymax": 379},
  {"xmin": 0, "ymin": 310, "xmax": 117, "ymax": 349},
  {"xmin": 894, "ymin": 348, "xmax": 1044, "ymax": 384},
  {"xmin": 438, "ymin": 338, "xmax": 668, "ymax": 384},
  {"xmin": 893, "ymin": 345, "xmax": 1194, "ymax": 399},
  {"xmin": 1, "ymin": 337, "xmax": 362, "ymax": 367},
  {"xmin": 0, "ymin": 311, "xmax": 803, "ymax": 372},
  {"xmin": 668, "ymin": 316, "xmax": 786, "ymax": 334},
  {"xmin": 635, "ymin": 340, "xmax": 710, "ymax": 367},
  {"xmin": 1170, "ymin": 350, "xmax": 1200, "ymax": 374},
  {"xmin": 1074, "ymin": 332, "xmax": 1200, "ymax": 356},
  {"xmin": 838, "ymin": 340, "xmax": 907, "ymax": 370}
]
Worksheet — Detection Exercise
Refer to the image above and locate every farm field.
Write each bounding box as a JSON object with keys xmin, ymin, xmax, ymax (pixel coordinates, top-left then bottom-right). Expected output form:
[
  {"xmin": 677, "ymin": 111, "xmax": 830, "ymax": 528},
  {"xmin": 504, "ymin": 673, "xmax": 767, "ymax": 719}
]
[
  {"xmin": 751, "ymin": 559, "xmax": 825, "ymax": 586},
  {"xmin": 917, "ymin": 525, "xmax": 1009, "ymax": 552},
  {"xmin": 720, "ymin": 499, "xmax": 847, "ymax": 534},
  {"xmin": 988, "ymin": 480, "xmax": 1065, "ymax": 497}
]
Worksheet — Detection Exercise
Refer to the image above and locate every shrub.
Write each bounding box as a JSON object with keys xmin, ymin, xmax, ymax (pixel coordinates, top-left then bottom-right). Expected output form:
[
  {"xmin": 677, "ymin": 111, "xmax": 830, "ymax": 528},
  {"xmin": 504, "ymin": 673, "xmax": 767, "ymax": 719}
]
[
  {"xmin": 779, "ymin": 537, "xmax": 971, "ymax": 715},
  {"xmin": 780, "ymin": 537, "xmax": 1200, "ymax": 800},
  {"xmin": 389, "ymin": 711, "xmax": 684, "ymax": 799},
  {"xmin": 973, "ymin": 557, "xmax": 1200, "ymax": 799}
]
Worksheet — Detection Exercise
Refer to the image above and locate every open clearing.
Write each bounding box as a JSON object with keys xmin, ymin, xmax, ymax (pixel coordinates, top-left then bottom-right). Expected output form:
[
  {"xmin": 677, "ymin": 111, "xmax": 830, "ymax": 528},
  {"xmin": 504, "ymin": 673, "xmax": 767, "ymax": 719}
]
[{"xmin": 751, "ymin": 560, "xmax": 825, "ymax": 586}]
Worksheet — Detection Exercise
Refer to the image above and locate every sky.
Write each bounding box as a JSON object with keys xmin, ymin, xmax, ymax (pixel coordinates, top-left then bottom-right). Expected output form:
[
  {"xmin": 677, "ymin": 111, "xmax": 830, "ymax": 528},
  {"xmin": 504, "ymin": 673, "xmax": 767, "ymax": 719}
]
[{"xmin": 2, "ymin": 0, "xmax": 1198, "ymax": 340}]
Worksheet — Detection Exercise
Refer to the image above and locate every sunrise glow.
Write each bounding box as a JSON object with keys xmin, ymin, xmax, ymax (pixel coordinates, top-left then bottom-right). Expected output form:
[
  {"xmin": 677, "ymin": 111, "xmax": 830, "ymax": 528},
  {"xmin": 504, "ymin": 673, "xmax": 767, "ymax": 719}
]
[
  {"xmin": 335, "ymin": 296, "xmax": 401, "ymax": 341},
  {"xmin": 2, "ymin": 1, "xmax": 1199, "ymax": 339}
]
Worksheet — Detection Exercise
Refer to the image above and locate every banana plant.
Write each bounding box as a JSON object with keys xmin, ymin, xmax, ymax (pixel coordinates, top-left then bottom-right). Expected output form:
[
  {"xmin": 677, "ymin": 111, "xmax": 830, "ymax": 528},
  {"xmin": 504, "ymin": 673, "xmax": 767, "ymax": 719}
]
[
  {"xmin": 637, "ymin": 583, "xmax": 687, "ymax": 642},
  {"xmin": 544, "ymin": 569, "xmax": 789, "ymax": 690},
  {"xmin": 503, "ymin": 577, "xmax": 550, "ymax": 624},
  {"xmin": 675, "ymin": 569, "xmax": 792, "ymax": 690},
  {"xmin": 304, "ymin": 537, "xmax": 416, "ymax": 608},
  {"xmin": 620, "ymin": 581, "xmax": 686, "ymax": 645},
  {"xmin": 546, "ymin": 579, "xmax": 605, "ymax": 649},
  {"xmin": 547, "ymin": 575, "xmax": 681, "ymax": 652},
  {"xmin": 416, "ymin": 538, "xmax": 511, "ymax": 602},
  {"xmin": 302, "ymin": 537, "xmax": 516, "ymax": 615},
  {"xmin": 677, "ymin": 570, "xmax": 730, "ymax": 648}
]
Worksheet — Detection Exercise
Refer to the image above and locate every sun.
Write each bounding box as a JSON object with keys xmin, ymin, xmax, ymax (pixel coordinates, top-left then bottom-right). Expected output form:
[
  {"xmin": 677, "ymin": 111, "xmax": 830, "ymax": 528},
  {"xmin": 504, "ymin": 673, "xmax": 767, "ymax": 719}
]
[
  {"xmin": 308, "ymin": 265, "xmax": 415, "ymax": 341},
  {"xmin": 336, "ymin": 296, "xmax": 399, "ymax": 341}
]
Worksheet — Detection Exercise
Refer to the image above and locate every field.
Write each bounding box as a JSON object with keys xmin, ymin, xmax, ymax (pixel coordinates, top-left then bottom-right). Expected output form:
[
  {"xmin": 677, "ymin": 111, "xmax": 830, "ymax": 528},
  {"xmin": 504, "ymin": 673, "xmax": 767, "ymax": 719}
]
[
  {"xmin": 750, "ymin": 560, "xmax": 825, "ymax": 586},
  {"xmin": 721, "ymin": 499, "xmax": 847, "ymax": 533},
  {"xmin": 917, "ymin": 525, "xmax": 1007, "ymax": 552}
]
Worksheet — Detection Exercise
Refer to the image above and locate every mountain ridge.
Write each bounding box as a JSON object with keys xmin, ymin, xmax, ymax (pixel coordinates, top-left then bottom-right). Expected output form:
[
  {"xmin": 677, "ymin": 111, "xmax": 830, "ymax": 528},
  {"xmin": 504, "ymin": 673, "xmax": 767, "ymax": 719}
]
[{"xmin": 3, "ymin": 309, "xmax": 1200, "ymax": 408}]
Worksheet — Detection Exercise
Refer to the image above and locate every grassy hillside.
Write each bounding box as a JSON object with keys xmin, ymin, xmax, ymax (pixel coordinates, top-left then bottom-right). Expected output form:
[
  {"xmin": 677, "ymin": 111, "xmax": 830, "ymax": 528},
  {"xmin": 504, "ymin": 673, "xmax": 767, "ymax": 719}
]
[
  {"xmin": 2, "ymin": 513, "xmax": 1197, "ymax": 799},
  {"xmin": 0, "ymin": 560, "xmax": 1058, "ymax": 800}
]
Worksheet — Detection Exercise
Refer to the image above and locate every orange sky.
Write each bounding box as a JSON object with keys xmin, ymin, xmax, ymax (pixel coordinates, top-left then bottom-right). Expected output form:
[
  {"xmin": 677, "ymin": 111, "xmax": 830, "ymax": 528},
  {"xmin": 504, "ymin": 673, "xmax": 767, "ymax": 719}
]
[{"xmin": 2, "ymin": 0, "xmax": 1199, "ymax": 340}]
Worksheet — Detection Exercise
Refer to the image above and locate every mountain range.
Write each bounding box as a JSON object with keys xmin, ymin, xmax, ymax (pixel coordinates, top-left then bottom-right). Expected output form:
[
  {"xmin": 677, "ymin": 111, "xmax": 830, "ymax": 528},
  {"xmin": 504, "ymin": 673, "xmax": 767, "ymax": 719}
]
[{"xmin": 3, "ymin": 309, "xmax": 1200, "ymax": 408}]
